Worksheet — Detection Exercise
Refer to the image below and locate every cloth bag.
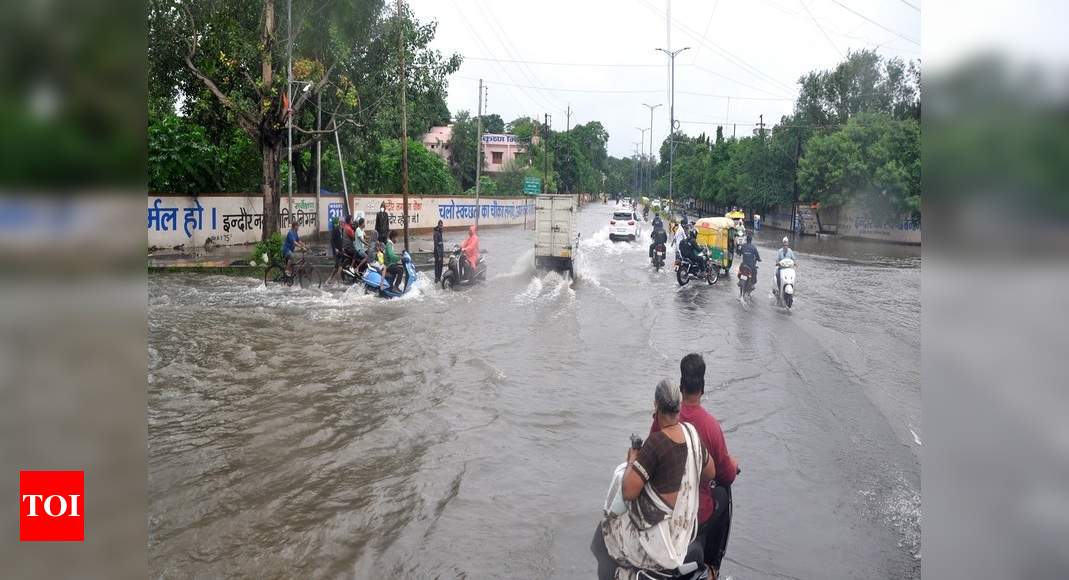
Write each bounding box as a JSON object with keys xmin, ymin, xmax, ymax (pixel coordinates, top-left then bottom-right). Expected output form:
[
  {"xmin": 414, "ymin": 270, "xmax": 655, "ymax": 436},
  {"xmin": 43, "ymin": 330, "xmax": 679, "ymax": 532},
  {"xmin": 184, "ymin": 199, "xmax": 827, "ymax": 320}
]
[{"xmin": 601, "ymin": 422, "xmax": 702, "ymax": 575}]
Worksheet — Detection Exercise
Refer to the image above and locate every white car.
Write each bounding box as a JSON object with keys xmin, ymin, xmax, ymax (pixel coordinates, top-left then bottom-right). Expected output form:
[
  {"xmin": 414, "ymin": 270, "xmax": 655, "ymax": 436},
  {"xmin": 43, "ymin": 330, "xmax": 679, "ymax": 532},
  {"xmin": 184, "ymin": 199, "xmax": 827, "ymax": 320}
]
[{"xmin": 609, "ymin": 211, "xmax": 640, "ymax": 242}]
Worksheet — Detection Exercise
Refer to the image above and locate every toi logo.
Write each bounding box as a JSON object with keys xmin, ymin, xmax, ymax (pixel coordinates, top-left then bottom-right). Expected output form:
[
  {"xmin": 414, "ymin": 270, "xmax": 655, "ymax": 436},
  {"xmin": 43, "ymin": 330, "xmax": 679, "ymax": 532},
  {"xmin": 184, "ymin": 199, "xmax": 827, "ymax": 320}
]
[{"xmin": 19, "ymin": 470, "xmax": 84, "ymax": 542}]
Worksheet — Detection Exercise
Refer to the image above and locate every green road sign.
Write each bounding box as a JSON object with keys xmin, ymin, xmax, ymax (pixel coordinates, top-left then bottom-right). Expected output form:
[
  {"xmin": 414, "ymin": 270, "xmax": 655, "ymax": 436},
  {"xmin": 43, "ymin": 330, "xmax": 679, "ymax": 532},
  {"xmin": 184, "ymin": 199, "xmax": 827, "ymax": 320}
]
[{"xmin": 523, "ymin": 176, "xmax": 541, "ymax": 194}]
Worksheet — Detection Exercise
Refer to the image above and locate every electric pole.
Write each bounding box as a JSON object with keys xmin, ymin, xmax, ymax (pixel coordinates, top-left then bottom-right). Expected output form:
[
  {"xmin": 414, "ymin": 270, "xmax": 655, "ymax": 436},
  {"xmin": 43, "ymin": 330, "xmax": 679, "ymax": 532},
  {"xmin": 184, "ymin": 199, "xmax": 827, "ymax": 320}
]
[
  {"xmin": 286, "ymin": 0, "xmax": 293, "ymax": 220},
  {"xmin": 475, "ymin": 79, "xmax": 485, "ymax": 226},
  {"xmin": 655, "ymin": 46, "xmax": 690, "ymax": 203},
  {"xmin": 398, "ymin": 0, "xmax": 410, "ymax": 250},
  {"xmin": 315, "ymin": 89, "xmax": 321, "ymax": 238},
  {"xmin": 642, "ymin": 102, "xmax": 662, "ymax": 198},
  {"xmin": 756, "ymin": 114, "xmax": 766, "ymax": 137},
  {"xmin": 542, "ymin": 113, "xmax": 550, "ymax": 194},
  {"xmin": 566, "ymin": 104, "xmax": 571, "ymax": 132},
  {"xmin": 635, "ymin": 126, "xmax": 649, "ymax": 195}
]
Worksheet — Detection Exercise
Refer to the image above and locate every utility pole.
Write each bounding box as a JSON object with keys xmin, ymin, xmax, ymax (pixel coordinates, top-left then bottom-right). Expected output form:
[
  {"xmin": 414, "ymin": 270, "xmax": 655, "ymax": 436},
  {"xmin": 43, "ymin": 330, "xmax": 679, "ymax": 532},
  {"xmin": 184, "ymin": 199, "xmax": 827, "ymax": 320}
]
[
  {"xmin": 633, "ymin": 142, "xmax": 642, "ymax": 195},
  {"xmin": 333, "ymin": 120, "xmax": 350, "ymax": 216},
  {"xmin": 315, "ymin": 89, "xmax": 321, "ymax": 237},
  {"xmin": 542, "ymin": 113, "xmax": 548, "ymax": 193},
  {"xmin": 635, "ymin": 126, "xmax": 649, "ymax": 195},
  {"xmin": 655, "ymin": 46, "xmax": 690, "ymax": 203},
  {"xmin": 642, "ymin": 102, "xmax": 662, "ymax": 198},
  {"xmin": 398, "ymin": 0, "xmax": 410, "ymax": 250},
  {"xmin": 756, "ymin": 114, "xmax": 766, "ymax": 137},
  {"xmin": 475, "ymin": 79, "xmax": 485, "ymax": 226},
  {"xmin": 286, "ymin": 0, "xmax": 293, "ymax": 221},
  {"xmin": 566, "ymin": 104, "xmax": 571, "ymax": 132}
]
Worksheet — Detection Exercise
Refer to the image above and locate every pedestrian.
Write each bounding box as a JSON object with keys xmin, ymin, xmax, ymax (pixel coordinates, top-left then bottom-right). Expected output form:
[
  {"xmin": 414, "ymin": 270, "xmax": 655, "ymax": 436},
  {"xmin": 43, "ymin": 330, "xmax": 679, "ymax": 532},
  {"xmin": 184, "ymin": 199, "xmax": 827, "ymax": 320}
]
[
  {"xmin": 433, "ymin": 219, "xmax": 445, "ymax": 282},
  {"xmin": 754, "ymin": 213, "xmax": 762, "ymax": 232},
  {"xmin": 375, "ymin": 201, "xmax": 390, "ymax": 246}
]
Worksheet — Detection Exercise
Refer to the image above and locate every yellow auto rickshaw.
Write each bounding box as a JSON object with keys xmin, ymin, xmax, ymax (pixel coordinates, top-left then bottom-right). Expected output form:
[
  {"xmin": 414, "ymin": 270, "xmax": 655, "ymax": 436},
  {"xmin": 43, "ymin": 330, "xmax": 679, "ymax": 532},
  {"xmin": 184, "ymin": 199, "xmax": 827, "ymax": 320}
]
[{"xmin": 695, "ymin": 216, "xmax": 739, "ymax": 282}]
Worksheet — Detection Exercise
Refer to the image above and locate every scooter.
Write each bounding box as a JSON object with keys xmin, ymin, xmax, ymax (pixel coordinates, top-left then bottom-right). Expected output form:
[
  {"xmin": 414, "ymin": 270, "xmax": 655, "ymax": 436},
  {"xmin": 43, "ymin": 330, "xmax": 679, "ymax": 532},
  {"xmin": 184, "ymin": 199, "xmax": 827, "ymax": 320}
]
[
  {"xmin": 772, "ymin": 258, "xmax": 796, "ymax": 309},
  {"xmin": 361, "ymin": 250, "xmax": 418, "ymax": 298},
  {"xmin": 737, "ymin": 264, "xmax": 756, "ymax": 301},
  {"xmin": 441, "ymin": 245, "xmax": 487, "ymax": 290}
]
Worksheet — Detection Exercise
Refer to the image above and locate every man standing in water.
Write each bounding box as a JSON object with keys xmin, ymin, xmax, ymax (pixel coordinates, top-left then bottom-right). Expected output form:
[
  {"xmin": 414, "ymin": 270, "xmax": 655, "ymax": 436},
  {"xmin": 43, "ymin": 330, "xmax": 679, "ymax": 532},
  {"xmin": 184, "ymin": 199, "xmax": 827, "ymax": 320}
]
[
  {"xmin": 375, "ymin": 202, "xmax": 390, "ymax": 246},
  {"xmin": 650, "ymin": 353, "xmax": 739, "ymax": 578},
  {"xmin": 433, "ymin": 219, "xmax": 445, "ymax": 283}
]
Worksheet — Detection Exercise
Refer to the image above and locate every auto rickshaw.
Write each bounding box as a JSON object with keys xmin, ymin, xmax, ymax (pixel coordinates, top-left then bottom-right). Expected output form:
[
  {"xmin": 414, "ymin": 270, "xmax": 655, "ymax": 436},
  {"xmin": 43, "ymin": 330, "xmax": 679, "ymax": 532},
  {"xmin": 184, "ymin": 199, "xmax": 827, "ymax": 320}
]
[
  {"xmin": 725, "ymin": 210, "xmax": 747, "ymax": 251},
  {"xmin": 694, "ymin": 216, "xmax": 739, "ymax": 282}
]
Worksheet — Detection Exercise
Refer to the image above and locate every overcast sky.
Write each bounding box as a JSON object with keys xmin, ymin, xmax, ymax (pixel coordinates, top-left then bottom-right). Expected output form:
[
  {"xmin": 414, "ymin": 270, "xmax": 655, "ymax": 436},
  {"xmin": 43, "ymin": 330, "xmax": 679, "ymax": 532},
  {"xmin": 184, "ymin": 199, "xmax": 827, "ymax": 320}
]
[{"xmin": 405, "ymin": 0, "xmax": 920, "ymax": 158}]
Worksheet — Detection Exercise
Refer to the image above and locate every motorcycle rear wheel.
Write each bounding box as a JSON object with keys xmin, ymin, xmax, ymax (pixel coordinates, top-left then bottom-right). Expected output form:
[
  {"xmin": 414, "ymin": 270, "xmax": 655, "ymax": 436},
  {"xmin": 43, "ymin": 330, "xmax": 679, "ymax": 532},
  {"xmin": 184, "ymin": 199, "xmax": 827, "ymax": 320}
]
[
  {"xmin": 441, "ymin": 273, "xmax": 455, "ymax": 290},
  {"xmin": 784, "ymin": 293, "xmax": 793, "ymax": 308},
  {"xmin": 676, "ymin": 268, "xmax": 690, "ymax": 286}
]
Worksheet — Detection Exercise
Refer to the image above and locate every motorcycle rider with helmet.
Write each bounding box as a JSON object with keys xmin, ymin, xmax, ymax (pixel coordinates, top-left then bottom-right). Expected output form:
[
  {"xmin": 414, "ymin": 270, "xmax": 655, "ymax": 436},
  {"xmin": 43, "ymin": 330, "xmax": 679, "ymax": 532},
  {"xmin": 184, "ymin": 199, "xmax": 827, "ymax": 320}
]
[
  {"xmin": 677, "ymin": 229, "xmax": 707, "ymax": 274},
  {"xmin": 775, "ymin": 236, "xmax": 796, "ymax": 291}
]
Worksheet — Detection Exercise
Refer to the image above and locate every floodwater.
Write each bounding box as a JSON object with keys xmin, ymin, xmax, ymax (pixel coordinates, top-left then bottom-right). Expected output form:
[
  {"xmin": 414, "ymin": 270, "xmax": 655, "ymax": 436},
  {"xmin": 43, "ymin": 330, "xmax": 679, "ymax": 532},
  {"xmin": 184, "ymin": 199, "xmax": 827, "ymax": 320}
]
[{"xmin": 148, "ymin": 203, "xmax": 921, "ymax": 579}]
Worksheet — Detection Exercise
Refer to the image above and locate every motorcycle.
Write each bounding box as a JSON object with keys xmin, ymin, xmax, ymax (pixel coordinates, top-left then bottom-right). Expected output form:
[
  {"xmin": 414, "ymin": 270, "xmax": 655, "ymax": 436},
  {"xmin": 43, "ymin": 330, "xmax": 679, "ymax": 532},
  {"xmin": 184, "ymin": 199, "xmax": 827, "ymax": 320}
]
[
  {"xmin": 441, "ymin": 245, "xmax": 487, "ymax": 290},
  {"xmin": 651, "ymin": 242, "xmax": 667, "ymax": 270},
  {"xmin": 675, "ymin": 250, "xmax": 719, "ymax": 286},
  {"xmin": 361, "ymin": 250, "xmax": 418, "ymax": 298},
  {"xmin": 737, "ymin": 264, "xmax": 756, "ymax": 301},
  {"xmin": 772, "ymin": 258, "xmax": 796, "ymax": 309}
]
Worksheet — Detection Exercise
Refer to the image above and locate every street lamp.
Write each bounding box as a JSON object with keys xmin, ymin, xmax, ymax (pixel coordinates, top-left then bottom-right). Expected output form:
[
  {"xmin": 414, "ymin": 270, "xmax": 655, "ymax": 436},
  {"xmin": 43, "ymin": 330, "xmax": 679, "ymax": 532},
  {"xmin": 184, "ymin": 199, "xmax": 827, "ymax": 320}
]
[
  {"xmin": 641, "ymin": 103, "xmax": 661, "ymax": 198},
  {"xmin": 635, "ymin": 126, "xmax": 649, "ymax": 195},
  {"xmin": 655, "ymin": 47, "xmax": 690, "ymax": 203}
]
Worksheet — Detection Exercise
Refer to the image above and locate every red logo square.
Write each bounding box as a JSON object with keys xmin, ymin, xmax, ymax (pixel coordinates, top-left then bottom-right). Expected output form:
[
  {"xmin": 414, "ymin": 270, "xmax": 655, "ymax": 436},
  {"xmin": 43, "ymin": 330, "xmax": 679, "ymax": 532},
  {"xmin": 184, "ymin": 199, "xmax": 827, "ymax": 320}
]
[{"xmin": 19, "ymin": 470, "xmax": 84, "ymax": 542}]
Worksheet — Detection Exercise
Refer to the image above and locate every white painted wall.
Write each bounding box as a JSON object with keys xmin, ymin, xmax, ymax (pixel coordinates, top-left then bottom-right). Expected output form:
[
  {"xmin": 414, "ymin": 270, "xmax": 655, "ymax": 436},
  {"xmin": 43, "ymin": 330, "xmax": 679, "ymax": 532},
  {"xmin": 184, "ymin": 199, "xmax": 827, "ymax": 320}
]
[{"xmin": 147, "ymin": 194, "xmax": 535, "ymax": 248}]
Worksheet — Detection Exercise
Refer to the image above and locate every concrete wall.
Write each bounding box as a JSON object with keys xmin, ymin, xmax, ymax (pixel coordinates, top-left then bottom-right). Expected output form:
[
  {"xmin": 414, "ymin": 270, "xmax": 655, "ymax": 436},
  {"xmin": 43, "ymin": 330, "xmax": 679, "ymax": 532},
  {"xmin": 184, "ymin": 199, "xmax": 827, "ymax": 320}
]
[
  {"xmin": 147, "ymin": 194, "xmax": 534, "ymax": 248},
  {"xmin": 763, "ymin": 202, "xmax": 921, "ymax": 245}
]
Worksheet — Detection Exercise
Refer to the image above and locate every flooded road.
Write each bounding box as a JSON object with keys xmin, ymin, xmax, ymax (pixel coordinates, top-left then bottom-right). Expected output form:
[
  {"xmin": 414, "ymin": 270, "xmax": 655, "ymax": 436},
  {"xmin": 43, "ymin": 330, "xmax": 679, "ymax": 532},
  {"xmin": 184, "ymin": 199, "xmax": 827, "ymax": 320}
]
[{"xmin": 149, "ymin": 203, "xmax": 920, "ymax": 579}]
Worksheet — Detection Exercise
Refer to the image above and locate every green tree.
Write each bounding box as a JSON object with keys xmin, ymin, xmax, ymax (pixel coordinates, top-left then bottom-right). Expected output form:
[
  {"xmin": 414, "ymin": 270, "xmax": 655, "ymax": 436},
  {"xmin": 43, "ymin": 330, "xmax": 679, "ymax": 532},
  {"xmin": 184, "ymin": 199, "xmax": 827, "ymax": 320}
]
[
  {"xmin": 369, "ymin": 138, "xmax": 457, "ymax": 195},
  {"xmin": 798, "ymin": 112, "xmax": 920, "ymax": 218}
]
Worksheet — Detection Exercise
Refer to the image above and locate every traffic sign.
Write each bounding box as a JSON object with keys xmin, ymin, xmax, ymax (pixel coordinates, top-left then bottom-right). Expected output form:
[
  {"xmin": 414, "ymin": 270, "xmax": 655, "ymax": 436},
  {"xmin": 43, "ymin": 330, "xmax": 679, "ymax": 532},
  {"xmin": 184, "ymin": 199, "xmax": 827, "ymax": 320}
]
[{"xmin": 523, "ymin": 176, "xmax": 541, "ymax": 195}]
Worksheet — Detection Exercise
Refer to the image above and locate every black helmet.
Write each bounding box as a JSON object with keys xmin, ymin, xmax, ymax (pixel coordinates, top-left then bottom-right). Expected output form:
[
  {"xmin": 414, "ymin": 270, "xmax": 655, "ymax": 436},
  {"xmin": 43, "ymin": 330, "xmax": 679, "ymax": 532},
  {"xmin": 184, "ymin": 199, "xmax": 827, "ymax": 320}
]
[
  {"xmin": 746, "ymin": 233, "xmax": 753, "ymax": 243},
  {"xmin": 688, "ymin": 229, "xmax": 697, "ymax": 240}
]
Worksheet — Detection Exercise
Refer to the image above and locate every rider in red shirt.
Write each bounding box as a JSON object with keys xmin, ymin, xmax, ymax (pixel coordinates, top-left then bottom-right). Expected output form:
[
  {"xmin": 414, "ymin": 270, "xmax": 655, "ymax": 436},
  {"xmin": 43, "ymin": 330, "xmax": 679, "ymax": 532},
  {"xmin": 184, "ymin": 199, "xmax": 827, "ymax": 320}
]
[
  {"xmin": 650, "ymin": 353, "xmax": 739, "ymax": 575},
  {"xmin": 460, "ymin": 225, "xmax": 479, "ymax": 279}
]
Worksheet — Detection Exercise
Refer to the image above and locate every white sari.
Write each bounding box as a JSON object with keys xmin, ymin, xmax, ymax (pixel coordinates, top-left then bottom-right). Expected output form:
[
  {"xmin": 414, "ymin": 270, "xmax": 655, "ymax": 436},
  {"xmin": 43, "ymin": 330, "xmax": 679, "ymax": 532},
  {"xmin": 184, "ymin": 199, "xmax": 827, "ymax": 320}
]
[{"xmin": 601, "ymin": 422, "xmax": 703, "ymax": 578}]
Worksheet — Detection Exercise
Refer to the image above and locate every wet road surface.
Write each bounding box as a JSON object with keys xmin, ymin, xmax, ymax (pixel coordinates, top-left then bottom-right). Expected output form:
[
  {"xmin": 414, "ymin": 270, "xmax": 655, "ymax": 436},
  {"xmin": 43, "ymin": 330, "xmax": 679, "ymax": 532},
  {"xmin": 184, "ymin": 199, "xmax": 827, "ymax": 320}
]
[{"xmin": 149, "ymin": 203, "xmax": 920, "ymax": 578}]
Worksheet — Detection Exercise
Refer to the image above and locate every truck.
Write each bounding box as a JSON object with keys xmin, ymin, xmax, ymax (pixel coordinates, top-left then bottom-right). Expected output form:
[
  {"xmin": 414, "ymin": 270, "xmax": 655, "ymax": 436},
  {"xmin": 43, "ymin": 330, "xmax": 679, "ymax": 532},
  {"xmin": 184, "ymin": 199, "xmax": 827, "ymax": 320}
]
[{"xmin": 534, "ymin": 194, "xmax": 578, "ymax": 277}]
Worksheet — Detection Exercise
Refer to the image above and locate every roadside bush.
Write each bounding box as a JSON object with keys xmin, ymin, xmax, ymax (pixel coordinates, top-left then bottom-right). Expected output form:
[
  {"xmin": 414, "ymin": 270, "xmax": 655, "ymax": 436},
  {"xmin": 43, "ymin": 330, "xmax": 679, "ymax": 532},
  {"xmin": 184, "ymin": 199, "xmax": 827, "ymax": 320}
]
[{"xmin": 250, "ymin": 232, "xmax": 283, "ymax": 267}]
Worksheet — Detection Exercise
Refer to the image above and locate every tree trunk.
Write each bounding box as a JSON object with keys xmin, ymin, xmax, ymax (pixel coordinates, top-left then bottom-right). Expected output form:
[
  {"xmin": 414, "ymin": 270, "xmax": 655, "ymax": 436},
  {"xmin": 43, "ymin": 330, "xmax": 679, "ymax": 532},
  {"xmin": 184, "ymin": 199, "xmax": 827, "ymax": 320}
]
[{"xmin": 261, "ymin": 142, "xmax": 282, "ymax": 240}]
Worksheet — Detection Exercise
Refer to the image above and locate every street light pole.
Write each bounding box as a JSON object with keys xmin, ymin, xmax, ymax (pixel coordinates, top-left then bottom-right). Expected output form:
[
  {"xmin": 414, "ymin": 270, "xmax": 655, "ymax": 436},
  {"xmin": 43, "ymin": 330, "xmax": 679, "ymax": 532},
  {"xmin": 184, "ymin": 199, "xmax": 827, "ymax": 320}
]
[
  {"xmin": 286, "ymin": 0, "xmax": 293, "ymax": 222},
  {"xmin": 641, "ymin": 103, "xmax": 662, "ymax": 198},
  {"xmin": 655, "ymin": 47, "xmax": 690, "ymax": 204},
  {"xmin": 635, "ymin": 126, "xmax": 649, "ymax": 195}
]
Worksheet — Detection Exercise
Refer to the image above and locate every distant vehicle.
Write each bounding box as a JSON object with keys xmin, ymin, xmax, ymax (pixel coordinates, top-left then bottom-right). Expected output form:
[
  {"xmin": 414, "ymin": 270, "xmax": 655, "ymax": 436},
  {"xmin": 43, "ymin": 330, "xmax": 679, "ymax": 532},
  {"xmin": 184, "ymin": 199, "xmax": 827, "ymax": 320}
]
[
  {"xmin": 651, "ymin": 199, "xmax": 662, "ymax": 209},
  {"xmin": 535, "ymin": 194, "xmax": 578, "ymax": 277},
  {"xmin": 620, "ymin": 196, "xmax": 632, "ymax": 206},
  {"xmin": 609, "ymin": 211, "xmax": 640, "ymax": 242}
]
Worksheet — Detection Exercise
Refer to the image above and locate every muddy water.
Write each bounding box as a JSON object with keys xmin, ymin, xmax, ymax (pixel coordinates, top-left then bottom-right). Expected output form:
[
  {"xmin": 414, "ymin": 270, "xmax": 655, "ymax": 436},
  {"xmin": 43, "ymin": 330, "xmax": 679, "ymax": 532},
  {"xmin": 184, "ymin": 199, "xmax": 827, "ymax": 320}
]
[{"xmin": 149, "ymin": 203, "xmax": 920, "ymax": 578}]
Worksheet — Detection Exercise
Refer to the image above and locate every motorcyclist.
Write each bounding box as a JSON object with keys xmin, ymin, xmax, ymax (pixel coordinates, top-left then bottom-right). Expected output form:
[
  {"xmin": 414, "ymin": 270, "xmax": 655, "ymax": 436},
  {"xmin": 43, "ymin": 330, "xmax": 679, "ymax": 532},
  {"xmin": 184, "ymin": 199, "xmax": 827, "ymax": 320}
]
[
  {"xmin": 649, "ymin": 222, "xmax": 668, "ymax": 260},
  {"xmin": 677, "ymin": 229, "xmax": 706, "ymax": 273},
  {"xmin": 775, "ymin": 236, "xmax": 796, "ymax": 291},
  {"xmin": 738, "ymin": 233, "xmax": 761, "ymax": 288},
  {"xmin": 651, "ymin": 214, "xmax": 663, "ymax": 231},
  {"xmin": 460, "ymin": 225, "xmax": 479, "ymax": 281}
]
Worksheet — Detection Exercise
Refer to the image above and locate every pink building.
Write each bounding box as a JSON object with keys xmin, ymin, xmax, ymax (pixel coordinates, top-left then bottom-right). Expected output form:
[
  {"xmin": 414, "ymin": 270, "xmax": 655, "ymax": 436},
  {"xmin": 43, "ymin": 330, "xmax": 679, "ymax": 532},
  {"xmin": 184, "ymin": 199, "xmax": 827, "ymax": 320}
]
[
  {"xmin": 420, "ymin": 126, "xmax": 528, "ymax": 174},
  {"xmin": 421, "ymin": 125, "xmax": 453, "ymax": 162},
  {"xmin": 479, "ymin": 133, "xmax": 526, "ymax": 174}
]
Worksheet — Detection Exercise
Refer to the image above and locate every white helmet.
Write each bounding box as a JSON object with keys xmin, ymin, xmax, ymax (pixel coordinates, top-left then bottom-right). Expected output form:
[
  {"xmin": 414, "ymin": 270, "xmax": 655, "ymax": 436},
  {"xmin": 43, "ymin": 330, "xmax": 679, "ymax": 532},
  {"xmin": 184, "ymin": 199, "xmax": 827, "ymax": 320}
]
[{"xmin": 782, "ymin": 237, "xmax": 790, "ymax": 245}]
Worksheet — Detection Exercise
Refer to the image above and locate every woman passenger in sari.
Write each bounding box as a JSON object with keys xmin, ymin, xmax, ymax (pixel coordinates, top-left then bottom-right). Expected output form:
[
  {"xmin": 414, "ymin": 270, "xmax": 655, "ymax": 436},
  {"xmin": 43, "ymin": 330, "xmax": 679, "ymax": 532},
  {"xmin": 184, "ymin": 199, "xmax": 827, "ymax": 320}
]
[{"xmin": 602, "ymin": 379, "xmax": 717, "ymax": 579}]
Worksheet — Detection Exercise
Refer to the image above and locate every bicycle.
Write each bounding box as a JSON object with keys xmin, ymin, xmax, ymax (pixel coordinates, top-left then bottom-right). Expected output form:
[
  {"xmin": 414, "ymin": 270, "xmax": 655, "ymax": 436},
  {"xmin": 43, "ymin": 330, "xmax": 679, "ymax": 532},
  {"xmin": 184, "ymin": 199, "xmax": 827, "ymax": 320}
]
[{"xmin": 264, "ymin": 250, "xmax": 322, "ymax": 289}]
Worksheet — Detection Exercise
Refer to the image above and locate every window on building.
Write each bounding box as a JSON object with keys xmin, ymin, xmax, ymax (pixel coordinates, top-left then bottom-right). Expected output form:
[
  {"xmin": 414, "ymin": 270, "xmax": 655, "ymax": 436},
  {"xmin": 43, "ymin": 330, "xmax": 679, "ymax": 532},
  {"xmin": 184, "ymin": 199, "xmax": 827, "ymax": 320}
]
[{"xmin": 492, "ymin": 151, "xmax": 503, "ymax": 164}]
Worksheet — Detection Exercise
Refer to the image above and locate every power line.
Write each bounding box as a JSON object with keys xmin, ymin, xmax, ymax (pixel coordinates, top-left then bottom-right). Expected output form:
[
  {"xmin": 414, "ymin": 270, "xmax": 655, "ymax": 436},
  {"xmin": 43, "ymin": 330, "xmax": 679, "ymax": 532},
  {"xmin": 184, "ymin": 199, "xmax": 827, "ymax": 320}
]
[
  {"xmin": 898, "ymin": 0, "xmax": 920, "ymax": 13},
  {"xmin": 463, "ymin": 56, "xmax": 672, "ymax": 68},
  {"xmin": 799, "ymin": 0, "xmax": 843, "ymax": 58},
  {"xmin": 451, "ymin": 1, "xmax": 552, "ymax": 113},
  {"xmin": 690, "ymin": 0, "xmax": 721, "ymax": 65},
  {"xmin": 828, "ymin": 0, "xmax": 920, "ymax": 45},
  {"xmin": 457, "ymin": 75, "xmax": 794, "ymax": 101},
  {"xmin": 475, "ymin": 0, "xmax": 566, "ymax": 112},
  {"xmin": 637, "ymin": 0, "xmax": 796, "ymax": 94}
]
